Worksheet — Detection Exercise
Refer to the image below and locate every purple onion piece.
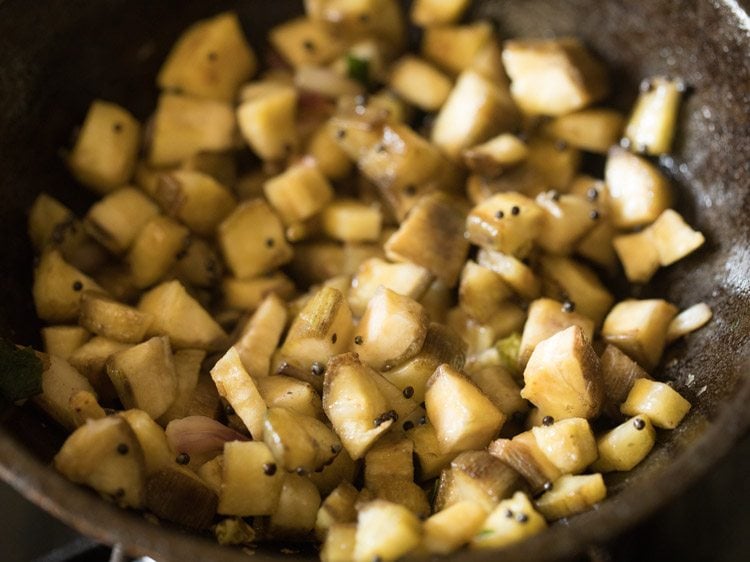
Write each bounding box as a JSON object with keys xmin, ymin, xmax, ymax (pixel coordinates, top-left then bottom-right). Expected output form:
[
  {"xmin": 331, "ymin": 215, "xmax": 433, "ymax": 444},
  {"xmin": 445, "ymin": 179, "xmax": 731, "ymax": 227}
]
[{"xmin": 165, "ymin": 415, "xmax": 249, "ymax": 455}]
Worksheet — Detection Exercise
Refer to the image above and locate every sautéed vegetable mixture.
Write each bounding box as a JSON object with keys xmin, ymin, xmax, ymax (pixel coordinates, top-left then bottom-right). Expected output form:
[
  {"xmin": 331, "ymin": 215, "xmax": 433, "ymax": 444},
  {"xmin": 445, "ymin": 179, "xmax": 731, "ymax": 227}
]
[{"xmin": 15, "ymin": 1, "xmax": 714, "ymax": 559}]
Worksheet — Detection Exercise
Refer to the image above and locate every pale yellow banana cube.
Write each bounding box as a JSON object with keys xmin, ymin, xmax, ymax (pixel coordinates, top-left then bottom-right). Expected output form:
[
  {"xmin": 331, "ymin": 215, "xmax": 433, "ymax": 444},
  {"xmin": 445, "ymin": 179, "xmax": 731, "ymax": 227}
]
[
  {"xmin": 106, "ymin": 337, "xmax": 177, "ymax": 419},
  {"xmin": 210, "ymin": 347, "xmax": 267, "ymax": 440},
  {"xmin": 422, "ymin": 22, "xmax": 493, "ymax": 76},
  {"xmin": 219, "ymin": 441, "xmax": 284, "ymax": 516},
  {"xmin": 85, "ymin": 187, "xmax": 159, "ymax": 254},
  {"xmin": 264, "ymin": 162, "xmax": 334, "ymax": 225},
  {"xmin": 521, "ymin": 326, "xmax": 603, "ymax": 421},
  {"xmin": 470, "ymin": 492, "xmax": 547, "ymax": 549},
  {"xmin": 237, "ymin": 83, "xmax": 298, "ymax": 161},
  {"xmin": 321, "ymin": 200, "xmax": 382, "ymax": 243},
  {"xmin": 592, "ymin": 415, "xmax": 656, "ymax": 472},
  {"xmin": 462, "ymin": 133, "xmax": 528, "ymax": 177},
  {"xmin": 613, "ymin": 229, "xmax": 661, "ymax": 284},
  {"xmin": 476, "ymin": 248, "xmax": 541, "ymax": 301},
  {"xmin": 542, "ymin": 109, "xmax": 625, "ymax": 154},
  {"xmin": 602, "ymin": 299, "xmax": 678, "ymax": 371},
  {"xmin": 218, "ymin": 199, "xmax": 293, "ymax": 279},
  {"xmin": 68, "ymin": 101, "xmax": 141, "ymax": 194},
  {"xmin": 353, "ymin": 500, "xmax": 422, "ymax": 562},
  {"xmin": 535, "ymin": 473, "xmax": 606, "ymax": 520},
  {"xmin": 269, "ymin": 474, "xmax": 322, "ymax": 537},
  {"xmin": 531, "ymin": 417, "xmax": 598, "ymax": 474},
  {"xmin": 426, "ymin": 364, "xmax": 506, "ymax": 454},
  {"xmin": 624, "ymin": 76, "xmax": 683, "ymax": 155},
  {"xmin": 157, "ymin": 12, "xmax": 257, "ymax": 102},
  {"xmin": 139, "ymin": 280, "xmax": 227, "ymax": 350},
  {"xmin": 502, "ymin": 38, "xmax": 609, "ymax": 116},
  {"xmin": 620, "ymin": 378, "xmax": 691, "ymax": 429},
  {"xmin": 432, "ymin": 70, "xmax": 519, "ymax": 160},
  {"xmin": 155, "ymin": 170, "xmax": 236, "ymax": 237},
  {"xmin": 422, "ymin": 501, "xmax": 487, "ymax": 555},
  {"xmin": 322, "ymin": 353, "xmax": 393, "ymax": 460},
  {"xmin": 149, "ymin": 93, "xmax": 235, "ymax": 167},
  {"xmin": 605, "ymin": 147, "xmax": 671, "ymax": 228},
  {"xmin": 389, "ymin": 56, "xmax": 453, "ymax": 111},
  {"xmin": 648, "ymin": 209, "xmax": 705, "ymax": 266},
  {"xmin": 411, "ymin": 0, "xmax": 471, "ymax": 26}
]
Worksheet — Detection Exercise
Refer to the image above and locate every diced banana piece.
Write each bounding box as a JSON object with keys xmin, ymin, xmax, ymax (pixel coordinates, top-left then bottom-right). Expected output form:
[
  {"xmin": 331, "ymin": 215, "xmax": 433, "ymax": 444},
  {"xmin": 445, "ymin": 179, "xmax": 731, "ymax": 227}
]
[
  {"xmin": 648, "ymin": 209, "xmax": 705, "ymax": 266},
  {"xmin": 502, "ymin": 38, "xmax": 609, "ymax": 116},
  {"xmin": 521, "ymin": 326, "xmax": 603, "ymax": 420},
  {"xmin": 620, "ymin": 378, "xmax": 691, "ymax": 430},
  {"xmin": 157, "ymin": 12, "xmax": 257, "ymax": 102},
  {"xmin": 591, "ymin": 415, "xmax": 656, "ymax": 472},
  {"xmin": 422, "ymin": 501, "xmax": 487, "ymax": 555},
  {"xmin": 432, "ymin": 70, "xmax": 519, "ymax": 160},
  {"xmin": 353, "ymin": 500, "xmax": 422, "ymax": 562},
  {"xmin": 322, "ymin": 353, "xmax": 394, "ymax": 460},
  {"xmin": 411, "ymin": 0, "xmax": 471, "ymax": 26},
  {"xmin": 624, "ymin": 76, "xmax": 684, "ymax": 155},
  {"xmin": 389, "ymin": 56, "xmax": 453, "ymax": 112},
  {"xmin": 219, "ymin": 441, "xmax": 284, "ymax": 516},
  {"xmin": 426, "ymin": 364, "xmax": 506, "ymax": 454},
  {"xmin": 534, "ymin": 473, "xmax": 606, "ymax": 520},
  {"xmin": 68, "ymin": 101, "xmax": 141, "ymax": 194},
  {"xmin": 605, "ymin": 147, "xmax": 671, "ymax": 228},
  {"xmin": 602, "ymin": 299, "xmax": 678, "ymax": 371},
  {"xmin": 470, "ymin": 492, "xmax": 547, "ymax": 549},
  {"xmin": 531, "ymin": 417, "xmax": 598, "ymax": 474}
]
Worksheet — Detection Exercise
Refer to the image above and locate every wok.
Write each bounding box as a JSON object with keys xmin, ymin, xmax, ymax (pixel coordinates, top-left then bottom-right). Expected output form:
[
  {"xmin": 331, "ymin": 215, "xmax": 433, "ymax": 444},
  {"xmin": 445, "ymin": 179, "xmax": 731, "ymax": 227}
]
[{"xmin": 0, "ymin": 1, "xmax": 748, "ymax": 560}]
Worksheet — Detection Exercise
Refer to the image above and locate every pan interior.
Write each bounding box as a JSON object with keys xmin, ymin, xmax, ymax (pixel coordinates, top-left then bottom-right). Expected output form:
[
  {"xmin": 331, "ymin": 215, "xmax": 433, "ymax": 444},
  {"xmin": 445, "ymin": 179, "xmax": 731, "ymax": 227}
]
[{"xmin": 0, "ymin": 1, "xmax": 747, "ymax": 561}]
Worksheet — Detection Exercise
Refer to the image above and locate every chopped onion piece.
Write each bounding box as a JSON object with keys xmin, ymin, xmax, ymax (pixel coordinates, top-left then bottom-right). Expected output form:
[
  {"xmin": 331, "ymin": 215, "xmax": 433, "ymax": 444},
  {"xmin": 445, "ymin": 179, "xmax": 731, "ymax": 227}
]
[
  {"xmin": 165, "ymin": 415, "xmax": 249, "ymax": 455},
  {"xmin": 294, "ymin": 65, "xmax": 364, "ymax": 99},
  {"xmin": 666, "ymin": 303, "xmax": 712, "ymax": 344}
]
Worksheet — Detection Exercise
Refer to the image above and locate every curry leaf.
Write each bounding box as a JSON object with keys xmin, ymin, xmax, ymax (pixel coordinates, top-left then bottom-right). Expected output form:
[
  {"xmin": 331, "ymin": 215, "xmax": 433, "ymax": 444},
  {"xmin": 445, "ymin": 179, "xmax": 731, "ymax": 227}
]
[
  {"xmin": 347, "ymin": 54, "xmax": 370, "ymax": 86},
  {"xmin": 0, "ymin": 339, "xmax": 44, "ymax": 402}
]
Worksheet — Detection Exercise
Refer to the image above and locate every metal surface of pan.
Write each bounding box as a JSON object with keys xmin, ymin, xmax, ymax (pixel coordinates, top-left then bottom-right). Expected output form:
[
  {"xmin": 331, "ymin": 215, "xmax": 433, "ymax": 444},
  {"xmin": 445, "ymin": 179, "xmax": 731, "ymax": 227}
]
[{"xmin": 0, "ymin": 1, "xmax": 748, "ymax": 560}]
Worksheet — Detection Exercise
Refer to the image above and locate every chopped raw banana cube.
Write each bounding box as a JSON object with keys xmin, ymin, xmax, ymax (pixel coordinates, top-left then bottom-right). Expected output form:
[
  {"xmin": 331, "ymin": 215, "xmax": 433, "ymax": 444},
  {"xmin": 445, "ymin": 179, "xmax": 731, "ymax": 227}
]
[
  {"xmin": 620, "ymin": 378, "xmax": 691, "ymax": 429},
  {"xmin": 531, "ymin": 417, "xmax": 598, "ymax": 474},
  {"xmin": 648, "ymin": 209, "xmax": 705, "ymax": 266},
  {"xmin": 466, "ymin": 192, "xmax": 544, "ymax": 257},
  {"xmin": 218, "ymin": 199, "xmax": 293, "ymax": 279},
  {"xmin": 157, "ymin": 12, "xmax": 257, "ymax": 101},
  {"xmin": 353, "ymin": 500, "xmax": 422, "ymax": 562},
  {"xmin": 264, "ymin": 161, "xmax": 334, "ymax": 226},
  {"xmin": 624, "ymin": 76, "xmax": 684, "ymax": 155},
  {"xmin": 521, "ymin": 326, "xmax": 603, "ymax": 420},
  {"xmin": 149, "ymin": 94, "xmax": 235, "ymax": 167},
  {"xmin": 422, "ymin": 501, "xmax": 487, "ymax": 555},
  {"xmin": 470, "ymin": 492, "xmax": 547, "ymax": 549},
  {"xmin": 432, "ymin": 70, "xmax": 519, "ymax": 160},
  {"xmin": 502, "ymin": 38, "xmax": 609, "ymax": 116},
  {"xmin": 219, "ymin": 441, "xmax": 284, "ymax": 516},
  {"xmin": 423, "ymin": 22, "xmax": 494, "ymax": 76},
  {"xmin": 534, "ymin": 473, "xmax": 606, "ymax": 520},
  {"xmin": 602, "ymin": 299, "xmax": 678, "ymax": 371},
  {"xmin": 411, "ymin": 0, "xmax": 471, "ymax": 26},
  {"xmin": 592, "ymin": 415, "xmax": 656, "ymax": 472},
  {"xmin": 68, "ymin": 101, "xmax": 141, "ymax": 194},
  {"xmin": 426, "ymin": 364, "xmax": 506, "ymax": 454},
  {"xmin": 605, "ymin": 147, "xmax": 671, "ymax": 228},
  {"xmin": 389, "ymin": 56, "xmax": 453, "ymax": 112}
]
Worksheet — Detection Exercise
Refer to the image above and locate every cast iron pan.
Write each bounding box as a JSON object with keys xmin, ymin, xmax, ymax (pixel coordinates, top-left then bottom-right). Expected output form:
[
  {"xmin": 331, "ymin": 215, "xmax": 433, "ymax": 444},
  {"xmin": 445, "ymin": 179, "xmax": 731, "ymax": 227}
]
[{"xmin": 0, "ymin": 1, "xmax": 748, "ymax": 560}]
